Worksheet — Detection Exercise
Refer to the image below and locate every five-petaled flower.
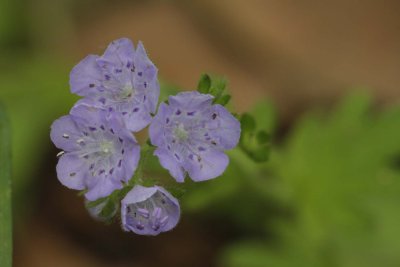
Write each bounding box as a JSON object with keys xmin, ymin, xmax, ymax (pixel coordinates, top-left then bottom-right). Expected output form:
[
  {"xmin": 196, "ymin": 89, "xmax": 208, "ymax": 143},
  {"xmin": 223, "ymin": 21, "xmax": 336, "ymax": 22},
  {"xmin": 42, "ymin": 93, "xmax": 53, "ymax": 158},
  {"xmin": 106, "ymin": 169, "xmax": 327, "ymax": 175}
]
[
  {"xmin": 50, "ymin": 102, "xmax": 140, "ymax": 201},
  {"xmin": 69, "ymin": 38, "xmax": 159, "ymax": 132},
  {"xmin": 149, "ymin": 91, "xmax": 241, "ymax": 182},
  {"xmin": 121, "ymin": 185, "xmax": 180, "ymax": 236}
]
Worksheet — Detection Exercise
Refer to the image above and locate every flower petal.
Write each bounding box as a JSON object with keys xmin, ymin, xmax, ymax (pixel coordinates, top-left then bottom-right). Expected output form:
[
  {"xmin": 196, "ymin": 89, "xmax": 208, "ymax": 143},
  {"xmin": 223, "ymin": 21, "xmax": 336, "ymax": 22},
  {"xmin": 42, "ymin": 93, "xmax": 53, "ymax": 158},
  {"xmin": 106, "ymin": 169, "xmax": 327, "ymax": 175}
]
[
  {"xmin": 85, "ymin": 176, "xmax": 123, "ymax": 201},
  {"xmin": 149, "ymin": 103, "xmax": 171, "ymax": 146},
  {"xmin": 50, "ymin": 115, "xmax": 81, "ymax": 151},
  {"xmin": 69, "ymin": 55, "xmax": 103, "ymax": 96},
  {"xmin": 168, "ymin": 91, "xmax": 213, "ymax": 111},
  {"xmin": 56, "ymin": 154, "xmax": 86, "ymax": 190},
  {"xmin": 121, "ymin": 140, "xmax": 140, "ymax": 183},
  {"xmin": 207, "ymin": 104, "xmax": 241, "ymax": 150},
  {"xmin": 154, "ymin": 148, "xmax": 185, "ymax": 182},
  {"xmin": 185, "ymin": 149, "xmax": 229, "ymax": 181},
  {"xmin": 98, "ymin": 38, "xmax": 135, "ymax": 67},
  {"xmin": 123, "ymin": 103, "xmax": 153, "ymax": 132}
]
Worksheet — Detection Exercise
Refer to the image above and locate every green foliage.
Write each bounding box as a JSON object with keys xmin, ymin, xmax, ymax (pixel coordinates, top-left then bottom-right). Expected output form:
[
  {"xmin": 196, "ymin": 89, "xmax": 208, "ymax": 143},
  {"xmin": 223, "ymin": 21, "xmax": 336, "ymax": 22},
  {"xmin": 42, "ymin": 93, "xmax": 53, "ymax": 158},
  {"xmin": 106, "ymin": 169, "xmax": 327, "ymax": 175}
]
[
  {"xmin": 196, "ymin": 73, "xmax": 231, "ymax": 106},
  {"xmin": 239, "ymin": 113, "xmax": 270, "ymax": 162},
  {"xmin": 0, "ymin": 105, "xmax": 12, "ymax": 267},
  {"xmin": 217, "ymin": 93, "xmax": 400, "ymax": 267},
  {"xmin": 197, "ymin": 73, "xmax": 211, "ymax": 94},
  {"xmin": 0, "ymin": 56, "xmax": 78, "ymax": 220}
]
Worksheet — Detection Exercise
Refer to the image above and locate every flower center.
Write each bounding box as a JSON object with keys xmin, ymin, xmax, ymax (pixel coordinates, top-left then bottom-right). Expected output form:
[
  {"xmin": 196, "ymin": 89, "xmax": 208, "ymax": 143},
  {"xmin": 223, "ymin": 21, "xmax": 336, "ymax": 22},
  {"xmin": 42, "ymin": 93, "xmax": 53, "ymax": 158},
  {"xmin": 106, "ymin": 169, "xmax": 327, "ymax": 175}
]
[
  {"xmin": 173, "ymin": 123, "xmax": 188, "ymax": 141},
  {"xmin": 119, "ymin": 83, "xmax": 134, "ymax": 100},
  {"xmin": 99, "ymin": 141, "xmax": 114, "ymax": 156}
]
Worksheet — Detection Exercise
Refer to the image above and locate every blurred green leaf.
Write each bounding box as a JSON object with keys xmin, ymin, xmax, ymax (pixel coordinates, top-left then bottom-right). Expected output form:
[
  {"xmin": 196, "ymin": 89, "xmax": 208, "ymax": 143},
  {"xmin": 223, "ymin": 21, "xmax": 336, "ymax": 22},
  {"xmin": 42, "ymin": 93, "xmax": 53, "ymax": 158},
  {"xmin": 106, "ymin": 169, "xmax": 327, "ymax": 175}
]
[
  {"xmin": 256, "ymin": 130, "xmax": 269, "ymax": 144},
  {"xmin": 240, "ymin": 113, "xmax": 256, "ymax": 133},
  {"xmin": 221, "ymin": 93, "xmax": 400, "ymax": 267},
  {"xmin": 0, "ymin": 104, "xmax": 12, "ymax": 267}
]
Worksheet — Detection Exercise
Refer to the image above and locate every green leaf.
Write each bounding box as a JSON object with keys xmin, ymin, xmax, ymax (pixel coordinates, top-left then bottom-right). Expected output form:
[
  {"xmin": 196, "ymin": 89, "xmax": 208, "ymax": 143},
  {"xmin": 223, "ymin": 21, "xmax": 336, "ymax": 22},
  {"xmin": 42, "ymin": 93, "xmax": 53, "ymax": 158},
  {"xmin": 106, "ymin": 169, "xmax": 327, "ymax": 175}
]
[
  {"xmin": 240, "ymin": 113, "xmax": 256, "ymax": 133},
  {"xmin": 197, "ymin": 74, "xmax": 211, "ymax": 93},
  {"xmin": 257, "ymin": 130, "xmax": 270, "ymax": 144},
  {"xmin": 214, "ymin": 94, "xmax": 231, "ymax": 106},
  {"xmin": 0, "ymin": 104, "xmax": 12, "ymax": 267},
  {"xmin": 210, "ymin": 78, "xmax": 226, "ymax": 99}
]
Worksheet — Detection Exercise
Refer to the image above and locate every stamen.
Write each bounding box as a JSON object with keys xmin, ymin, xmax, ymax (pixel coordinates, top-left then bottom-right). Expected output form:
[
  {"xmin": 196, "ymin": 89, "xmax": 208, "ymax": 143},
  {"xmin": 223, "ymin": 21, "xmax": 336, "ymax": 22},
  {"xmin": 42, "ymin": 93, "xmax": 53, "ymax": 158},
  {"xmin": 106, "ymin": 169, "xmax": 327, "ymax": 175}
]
[
  {"xmin": 137, "ymin": 208, "xmax": 150, "ymax": 218},
  {"xmin": 152, "ymin": 207, "xmax": 162, "ymax": 220},
  {"xmin": 62, "ymin": 133, "xmax": 69, "ymax": 139},
  {"xmin": 56, "ymin": 151, "xmax": 65, "ymax": 157}
]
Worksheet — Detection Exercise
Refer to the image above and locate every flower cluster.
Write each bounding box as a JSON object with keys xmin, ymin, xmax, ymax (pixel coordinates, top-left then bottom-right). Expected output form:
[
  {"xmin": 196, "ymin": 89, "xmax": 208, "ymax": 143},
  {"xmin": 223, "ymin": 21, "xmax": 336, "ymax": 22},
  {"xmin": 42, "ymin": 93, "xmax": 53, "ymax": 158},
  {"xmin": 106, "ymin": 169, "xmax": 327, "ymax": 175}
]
[{"xmin": 50, "ymin": 38, "xmax": 240, "ymax": 235}]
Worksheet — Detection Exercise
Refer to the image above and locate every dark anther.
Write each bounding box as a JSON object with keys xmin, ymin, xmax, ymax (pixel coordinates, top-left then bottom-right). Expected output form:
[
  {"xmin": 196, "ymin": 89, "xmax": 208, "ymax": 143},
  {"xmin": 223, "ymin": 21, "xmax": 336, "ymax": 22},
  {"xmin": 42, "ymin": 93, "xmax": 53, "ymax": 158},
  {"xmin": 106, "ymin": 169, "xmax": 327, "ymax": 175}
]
[
  {"xmin": 212, "ymin": 113, "xmax": 217, "ymax": 120},
  {"xmin": 89, "ymin": 83, "xmax": 95, "ymax": 88}
]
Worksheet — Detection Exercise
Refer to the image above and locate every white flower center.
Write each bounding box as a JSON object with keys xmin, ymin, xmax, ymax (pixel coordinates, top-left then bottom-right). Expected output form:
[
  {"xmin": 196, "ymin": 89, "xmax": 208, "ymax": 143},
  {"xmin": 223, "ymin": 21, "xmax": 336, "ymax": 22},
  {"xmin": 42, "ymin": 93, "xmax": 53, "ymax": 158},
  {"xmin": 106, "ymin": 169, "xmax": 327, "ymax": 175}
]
[
  {"xmin": 99, "ymin": 141, "xmax": 114, "ymax": 155},
  {"xmin": 174, "ymin": 123, "xmax": 188, "ymax": 141},
  {"xmin": 120, "ymin": 83, "xmax": 134, "ymax": 100}
]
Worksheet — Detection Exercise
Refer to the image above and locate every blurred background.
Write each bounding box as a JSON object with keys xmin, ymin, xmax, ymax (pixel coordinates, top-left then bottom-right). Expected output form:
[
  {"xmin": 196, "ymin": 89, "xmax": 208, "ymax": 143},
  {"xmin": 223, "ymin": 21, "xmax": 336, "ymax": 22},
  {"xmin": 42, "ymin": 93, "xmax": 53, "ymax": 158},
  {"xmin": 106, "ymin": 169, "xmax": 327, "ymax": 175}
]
[{"xmin": 1, "ymin": 0, "xmax": 400, "ymax": 266}]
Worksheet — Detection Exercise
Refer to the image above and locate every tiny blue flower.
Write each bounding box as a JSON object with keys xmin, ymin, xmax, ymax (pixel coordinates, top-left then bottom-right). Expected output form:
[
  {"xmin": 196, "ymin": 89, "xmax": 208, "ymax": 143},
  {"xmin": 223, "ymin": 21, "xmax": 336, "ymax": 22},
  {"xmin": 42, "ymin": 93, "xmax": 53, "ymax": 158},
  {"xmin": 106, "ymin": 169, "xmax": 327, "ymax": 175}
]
[
  {"xmin": 69, "ymin": 38, "xmax": 159, "ymax": 132},
  {"xmin": 149, "ymin": 91, "xmax": 241, "ymax": 182},
  {"xmin": 121, "ymin": 185, "xmax": 180, "ymax": 236},
  {"xmin": 50, "ymin": 103, "xmax": 140, "ymax": 201}
]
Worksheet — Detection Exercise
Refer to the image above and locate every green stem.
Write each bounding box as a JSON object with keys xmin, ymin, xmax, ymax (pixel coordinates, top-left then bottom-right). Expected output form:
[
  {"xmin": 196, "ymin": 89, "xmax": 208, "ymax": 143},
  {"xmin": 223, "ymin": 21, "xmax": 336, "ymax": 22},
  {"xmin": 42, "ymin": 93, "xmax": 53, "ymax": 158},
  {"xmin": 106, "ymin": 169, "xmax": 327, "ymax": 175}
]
[{"xmin": 0, "ymin": 104, "xmax": 12, "ymax": 267}]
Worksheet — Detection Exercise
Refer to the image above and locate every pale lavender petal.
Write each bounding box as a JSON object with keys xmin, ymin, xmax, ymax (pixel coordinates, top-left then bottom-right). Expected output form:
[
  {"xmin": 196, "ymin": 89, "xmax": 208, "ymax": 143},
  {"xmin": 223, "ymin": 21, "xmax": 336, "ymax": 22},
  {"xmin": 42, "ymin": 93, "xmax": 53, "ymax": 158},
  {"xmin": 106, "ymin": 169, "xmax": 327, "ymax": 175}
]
[
  {"xmin": 121, "ymin": 141, "xmax": 141, "ymax": 183},
  {"xmin": 85, "ymin": 176, "xmax": 123, "ymax": 201},
  {"xmin": 207, "ymin": 104, "xmax": 241, "ymax": 150},
  {"xmin": 69, "ymin": 55, "xmax": 103, "ymax": 96},
  {"xmin": 56, "ymin": 154, "xmax": 86, "ymax": 190},
  {"xmin": 168, "ymin": 91, "xmax": 213, "ymax": 111},
  {"xmin": 98, "ymin": 38, "xmax": 135, "ymax": 67},
  {"xmin": 124, "ymin": 104, "xmax": 153, "ymax": 132},
  {"xmin": 149, "ymin": 103, "xmax": 171, "ymax": 147},
  {"xmin": 185, "ymin": 149, "xmax": 229, "ymax": 182},
  {"xmin": 154, "ymin": 148, "xmax": 185, "ymax": 182},
  {"xmin": 50, "ymin": 115, "xmax": 81, "ymax": 151}
]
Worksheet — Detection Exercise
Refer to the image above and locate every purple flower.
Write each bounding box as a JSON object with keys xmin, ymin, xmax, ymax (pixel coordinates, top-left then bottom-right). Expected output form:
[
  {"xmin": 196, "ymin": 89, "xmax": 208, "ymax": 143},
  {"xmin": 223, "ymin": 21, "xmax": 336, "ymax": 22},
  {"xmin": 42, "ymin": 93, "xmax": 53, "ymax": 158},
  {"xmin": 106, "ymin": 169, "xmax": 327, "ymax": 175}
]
[
  {"xmin": 149, "ymin": 91, "xmax": 241, "ymax": 182},
  {"xmin": 69, "ymin": 38, "xmax": 159, "ymax": 132},
  {"xmin": 121, "ymin": 185, "xmax": 180, "ymax": 236},
  {"xmin": 50, "ymin": 103, "xmax": 140, "ymax": 201}
]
